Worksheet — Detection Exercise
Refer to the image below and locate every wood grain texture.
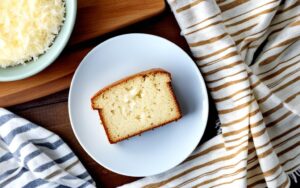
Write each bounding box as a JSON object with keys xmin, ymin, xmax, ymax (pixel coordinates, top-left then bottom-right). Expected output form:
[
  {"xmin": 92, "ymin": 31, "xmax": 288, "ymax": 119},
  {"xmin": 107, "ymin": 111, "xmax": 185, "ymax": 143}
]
[
  {"xmin": 0, "ymin": 0, "xmax": 165, "ymax": 107},
  {"xmin": 70, "ymin": 0, "xmax": 166, "ymax": 45},
  {"xmin": 0, "ymin": 47, "xmax": 92, "ymax": 107}
]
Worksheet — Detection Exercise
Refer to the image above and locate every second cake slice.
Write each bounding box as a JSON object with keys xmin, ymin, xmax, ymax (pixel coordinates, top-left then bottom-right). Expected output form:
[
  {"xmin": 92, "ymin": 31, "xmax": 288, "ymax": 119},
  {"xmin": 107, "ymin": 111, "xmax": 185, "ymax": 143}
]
[{"xmin": 91, "ymin": 69, "xmax": 182, "ymax": 143}]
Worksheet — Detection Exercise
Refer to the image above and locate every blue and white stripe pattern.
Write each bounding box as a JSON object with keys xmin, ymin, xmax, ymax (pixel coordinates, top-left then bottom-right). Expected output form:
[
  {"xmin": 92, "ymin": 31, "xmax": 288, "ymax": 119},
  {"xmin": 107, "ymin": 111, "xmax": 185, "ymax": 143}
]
[{"xmin": 0, "ymin": 108, "xmax": 95, "ymax": 188}]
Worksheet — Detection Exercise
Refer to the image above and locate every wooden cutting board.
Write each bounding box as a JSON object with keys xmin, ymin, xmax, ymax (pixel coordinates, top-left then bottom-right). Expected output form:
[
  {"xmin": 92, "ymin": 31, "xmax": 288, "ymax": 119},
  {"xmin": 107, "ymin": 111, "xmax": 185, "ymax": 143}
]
[{"xmin": 0, "ymin": 0, "xmax": 165, "ymax": 107}]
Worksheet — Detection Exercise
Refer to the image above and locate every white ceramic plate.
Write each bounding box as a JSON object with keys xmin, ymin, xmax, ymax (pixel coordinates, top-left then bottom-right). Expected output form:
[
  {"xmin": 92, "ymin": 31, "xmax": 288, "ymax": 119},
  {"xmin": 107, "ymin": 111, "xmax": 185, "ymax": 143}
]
[{"xmin": 68, "ymin": 34, "xmax": 208, "ymax": 177}]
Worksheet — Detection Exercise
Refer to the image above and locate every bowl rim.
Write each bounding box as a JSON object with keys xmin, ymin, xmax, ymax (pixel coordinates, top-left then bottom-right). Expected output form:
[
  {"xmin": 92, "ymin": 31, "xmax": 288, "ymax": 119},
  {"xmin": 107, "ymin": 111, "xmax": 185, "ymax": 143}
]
[{"xmin": 0, "ymin": 0, "xmax": 77, "ymax": 82}]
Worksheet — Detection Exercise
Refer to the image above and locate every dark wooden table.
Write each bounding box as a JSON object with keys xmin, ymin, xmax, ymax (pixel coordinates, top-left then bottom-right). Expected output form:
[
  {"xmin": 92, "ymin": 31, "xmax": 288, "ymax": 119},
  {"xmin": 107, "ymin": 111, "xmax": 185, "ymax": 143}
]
[{"xmin": 9, "ymin": 8, "xmax": 219, "ymax": 188}]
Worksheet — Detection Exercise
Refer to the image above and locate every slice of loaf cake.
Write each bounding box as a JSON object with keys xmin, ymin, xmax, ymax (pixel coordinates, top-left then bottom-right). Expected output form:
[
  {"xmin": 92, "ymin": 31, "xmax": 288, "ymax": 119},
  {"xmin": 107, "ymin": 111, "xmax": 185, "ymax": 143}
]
[{"xmin": 91, "ymin": 69, "xmax": 182, "ymax": 143}]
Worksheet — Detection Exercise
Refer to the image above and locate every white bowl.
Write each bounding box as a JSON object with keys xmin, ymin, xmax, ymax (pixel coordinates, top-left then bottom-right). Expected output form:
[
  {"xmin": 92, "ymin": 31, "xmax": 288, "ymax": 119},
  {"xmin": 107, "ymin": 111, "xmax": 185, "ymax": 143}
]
[{"xmin": 0, "ymin": 0, "xmax": 77, "ymax": 82}]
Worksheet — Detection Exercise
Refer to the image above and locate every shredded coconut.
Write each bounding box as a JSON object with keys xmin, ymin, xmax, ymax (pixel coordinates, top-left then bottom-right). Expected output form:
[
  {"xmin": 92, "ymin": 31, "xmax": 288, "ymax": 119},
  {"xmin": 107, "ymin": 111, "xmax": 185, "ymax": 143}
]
[{"xmin": 0, "ymin": 0, "xmax": 65, "ymax": 68}]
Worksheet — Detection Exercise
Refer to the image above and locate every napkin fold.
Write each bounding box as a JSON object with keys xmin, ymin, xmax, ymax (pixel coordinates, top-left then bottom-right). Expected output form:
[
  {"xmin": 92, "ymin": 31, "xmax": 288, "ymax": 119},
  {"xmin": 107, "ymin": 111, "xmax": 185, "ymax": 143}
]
[
  {"xmin": 122, "ymin": 0, "xmax": 300, "ymax": 187},
  {"xmin": 0, "ymin": 108, "xmax": 95, "ymax": 188}
]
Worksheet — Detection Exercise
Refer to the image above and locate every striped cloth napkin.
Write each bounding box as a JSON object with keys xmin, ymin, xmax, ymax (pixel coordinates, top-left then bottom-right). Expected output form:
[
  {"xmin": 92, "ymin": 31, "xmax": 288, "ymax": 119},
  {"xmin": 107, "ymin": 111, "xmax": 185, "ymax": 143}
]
[
  {"xmin": 122, "ymin": 0, "xmax": 300, "ymax": 187},
  {"xmin": 0, "ymin": 108, "xmax": 95, "ymax": 188}
]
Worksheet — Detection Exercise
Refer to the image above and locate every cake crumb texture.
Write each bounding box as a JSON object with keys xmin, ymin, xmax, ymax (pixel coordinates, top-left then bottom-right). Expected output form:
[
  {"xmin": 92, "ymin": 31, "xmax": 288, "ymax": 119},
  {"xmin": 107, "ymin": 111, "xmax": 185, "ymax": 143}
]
[{"xmin": 92, "ymin": 69, "xmax": 182, "ymax": 143}]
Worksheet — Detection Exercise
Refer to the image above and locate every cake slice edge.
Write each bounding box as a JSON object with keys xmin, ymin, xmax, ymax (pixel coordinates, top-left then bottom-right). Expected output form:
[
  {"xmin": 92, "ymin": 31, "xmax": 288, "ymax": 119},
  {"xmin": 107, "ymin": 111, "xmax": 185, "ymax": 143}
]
[
  {"xmin": 91, "ymin": 68, "xmax": 182, "ymax": 144},
  {"xmin": 91, "ymin": 68, "xmax": 171, "ymax": 109}
]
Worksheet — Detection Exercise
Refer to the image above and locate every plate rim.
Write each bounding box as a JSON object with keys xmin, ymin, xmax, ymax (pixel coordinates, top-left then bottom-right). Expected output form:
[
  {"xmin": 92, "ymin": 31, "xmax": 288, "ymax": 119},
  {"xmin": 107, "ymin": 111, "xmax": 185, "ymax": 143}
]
[{"xmin": 68, "ymin": 33, "xmax": 209, "ymax": 177}]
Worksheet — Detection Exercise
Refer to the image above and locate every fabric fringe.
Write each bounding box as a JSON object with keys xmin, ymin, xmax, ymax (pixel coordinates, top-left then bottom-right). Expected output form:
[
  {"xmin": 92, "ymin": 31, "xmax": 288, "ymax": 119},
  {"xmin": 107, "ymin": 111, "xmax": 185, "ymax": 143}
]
[
  {"xmin": 215, "ymin": 118, "xmax": 222, "ymax": 135},
  {"xmin": 288, "ymin": 168, "xmax": 300, "ymax": 183}
]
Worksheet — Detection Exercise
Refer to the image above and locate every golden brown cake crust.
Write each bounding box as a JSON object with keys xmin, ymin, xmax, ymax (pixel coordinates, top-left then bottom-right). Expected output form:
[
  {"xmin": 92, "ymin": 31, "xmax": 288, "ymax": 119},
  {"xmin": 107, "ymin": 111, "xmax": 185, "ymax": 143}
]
[{"xmin": 91, "ymin": 68, "xmax": 182, "ymax": 144}]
